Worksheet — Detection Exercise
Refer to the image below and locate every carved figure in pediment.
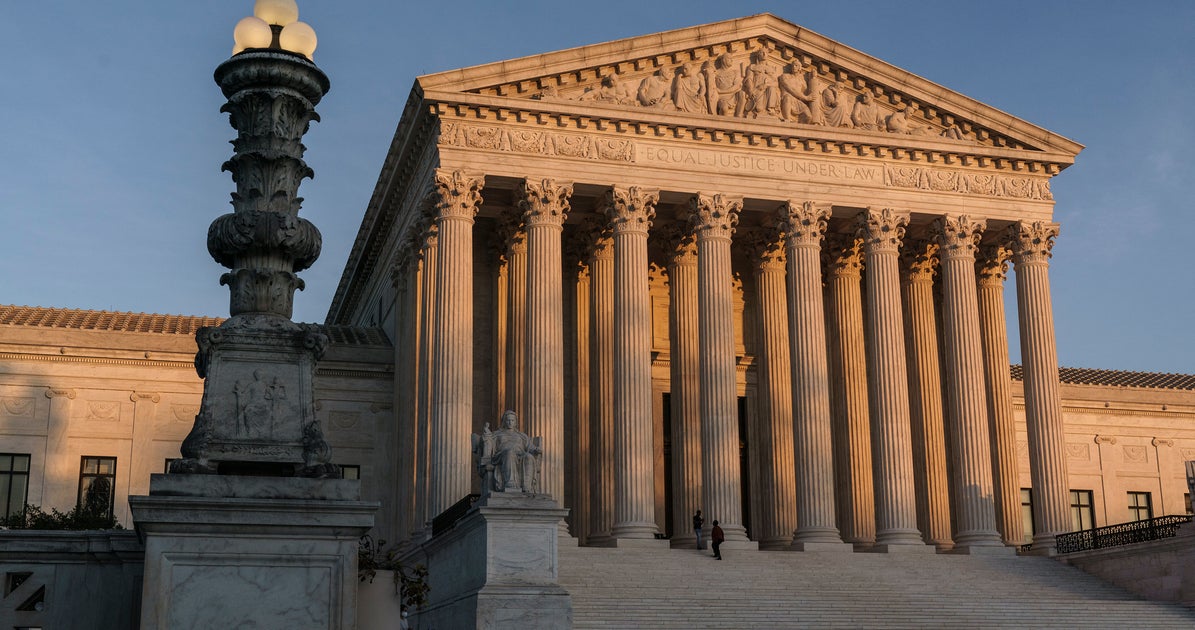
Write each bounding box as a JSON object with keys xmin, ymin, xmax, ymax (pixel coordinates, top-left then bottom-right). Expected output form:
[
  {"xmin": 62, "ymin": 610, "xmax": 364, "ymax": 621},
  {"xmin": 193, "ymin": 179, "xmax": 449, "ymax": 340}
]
[
  {"xmin": 638, "ymin": 66, "xmax": 677, "ymax": 110},
  {"xmin": 471, "ymin": 410, "xmax": 543, "ymax": 496},
  {"xmin": 940, "ymin": 124, "xmax": 965, "ymax": 140},
  {"xmin": 579, "ymin": 75, "xmax": 633, "ymax": 105},
  {"xmin": 778, "ymin": 62, "xmax": 812, "ymax": 123},
  {"xmin": 886, "ymin": 103, "xmax": 932, "ymax": 136},
  {"xmin": 802, "ymin": 66, "xmax": 826, "ymax": 125},
  {"xmin": 851, "ymin": 91, "xmax": 885, "ymax": 131},
  {"xmin": 823, "ymin": 81, "xmax": 854, "ymax": 128},
  {"xmin": 672, "ymin": 63, "xmax": 707, "ymax": 114},
  {"xmin": 704, "ymin": 53, "xmax": 745, "ymax": 117},
  {"xmin": 742, "ymin": 49, "xmax": 780, "ymax": 118}
]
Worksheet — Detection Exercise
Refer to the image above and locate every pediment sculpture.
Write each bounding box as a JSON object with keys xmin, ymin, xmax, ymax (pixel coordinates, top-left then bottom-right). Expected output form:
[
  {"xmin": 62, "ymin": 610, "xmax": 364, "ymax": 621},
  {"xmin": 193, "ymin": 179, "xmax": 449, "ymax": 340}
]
[
  {"xmin": 472, "ymin": 410, "xmax": 543, "ymax": 496},
  {"xmin": 554, "ymin": 46, "xmax": 971, "ymax": 142}
]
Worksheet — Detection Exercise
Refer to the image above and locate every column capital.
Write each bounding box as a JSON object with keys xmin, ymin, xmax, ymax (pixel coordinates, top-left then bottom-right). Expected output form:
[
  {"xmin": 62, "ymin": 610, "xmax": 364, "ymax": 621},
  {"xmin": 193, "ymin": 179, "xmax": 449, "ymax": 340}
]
[
  {"xmin": 1004, "ymin": 221, "xmax": 1059, "ymax": 265},
  {"xmin": 899, "ymin": 240, "xmax": 938, "ymax": 282},
  {"xmin": 778, "ymin": 201, "xmax": 830, "ymax": 249},
  {"xmin": 431, "ymin": 169, "xmax": 485, "ymax": 222},
  {"xmin": 823, "ymin": 233, "xmax": 865, "ymax": 279},
  {"xmin": 130, "ymin": 391, "xmax": 162, "ymax": 403},
  {"xmin": 519, "ymin": 178, "xmax": 573, "ymax": 228},
  {"xmin": 855, "ymin": 207, "xmax": 909, "ymax": 253},
  {"xmin": 742, "ymin": 227, "xmax": 787, "ymax": 271},
  {"xmin": 689, "ymin": 193, "xmax": 742, "ymax": 239},
  {"xmin": 45, "ymin": 387, "xmax": 76, "ymax": 399},
  {"xmin": 576, "ymin": 217, "xmax": 614, "ymax": 261},
  {"xmin": 976, "ymin": 243, "xmax": 1012, "ymax": 286},
  {"xmin": 605, "ymin": 186, "xmax": 659, "ymax": 235},
  {"xmin": 932, "ymin": 215, "xmax": 986, "ymax": 260},
  {"xmin": 657, "ymin": 221, "xmax": 698, "ymax": 267},
  {"xmin": 498, "ymin": 212, "xmax": 528, "ymax": 255}
]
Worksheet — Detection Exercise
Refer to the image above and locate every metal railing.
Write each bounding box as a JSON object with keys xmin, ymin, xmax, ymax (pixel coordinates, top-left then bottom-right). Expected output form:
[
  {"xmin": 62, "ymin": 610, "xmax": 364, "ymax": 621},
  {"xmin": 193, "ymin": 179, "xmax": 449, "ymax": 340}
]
[
  {"xmin": 1055, "ymin": 514, "xmax": 1193, "ymax": 554},
  {"xmin": 431, "ymin": 494, "xmax": 481, "ymax": 537}
]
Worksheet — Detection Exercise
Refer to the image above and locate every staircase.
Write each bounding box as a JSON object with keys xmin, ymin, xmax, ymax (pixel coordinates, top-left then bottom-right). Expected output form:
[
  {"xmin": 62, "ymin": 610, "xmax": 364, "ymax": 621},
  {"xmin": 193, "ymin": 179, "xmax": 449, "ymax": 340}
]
[{"xmin": 558, "ymin": 544, "xmax": 1195, "ymax": 629}]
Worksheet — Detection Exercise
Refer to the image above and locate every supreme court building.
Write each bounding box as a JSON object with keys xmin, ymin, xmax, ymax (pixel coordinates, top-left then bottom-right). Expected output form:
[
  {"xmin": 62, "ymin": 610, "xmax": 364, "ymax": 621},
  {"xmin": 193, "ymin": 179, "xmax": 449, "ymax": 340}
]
[
  {"xmin": 326, "ymin": 13, "xmax": 1082, "ymax": 554},
  {"xmin": 4, "ymin": 14, "xmax": 1194, "ymax": 557}
]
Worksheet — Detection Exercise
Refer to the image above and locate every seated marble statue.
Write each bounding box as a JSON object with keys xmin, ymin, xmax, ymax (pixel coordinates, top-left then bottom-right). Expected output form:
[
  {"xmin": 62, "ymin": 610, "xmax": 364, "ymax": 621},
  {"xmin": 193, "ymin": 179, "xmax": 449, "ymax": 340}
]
[{"xmin": 472, "ymin": 410, "xmax": 542, "ymax": 496}]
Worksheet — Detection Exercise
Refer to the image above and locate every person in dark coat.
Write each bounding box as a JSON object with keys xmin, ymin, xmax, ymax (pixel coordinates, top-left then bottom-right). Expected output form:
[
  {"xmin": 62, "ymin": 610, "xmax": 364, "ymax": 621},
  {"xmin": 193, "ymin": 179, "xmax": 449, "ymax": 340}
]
[
  {"xmin": 693, "ymin": 510, "xmax": 705, "ymax": 549},
  {"xmin": 711, "ymin": 519, "xmax": 725, "ymax": 560}
]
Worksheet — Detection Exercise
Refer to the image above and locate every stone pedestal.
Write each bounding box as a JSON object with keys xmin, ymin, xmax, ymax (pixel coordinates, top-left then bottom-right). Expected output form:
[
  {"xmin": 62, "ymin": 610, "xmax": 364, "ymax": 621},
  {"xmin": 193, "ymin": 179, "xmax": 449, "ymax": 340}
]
[
  {"xmin": 130, "ymin": 474, "xmax": 376, "ymax": 630},
  {"xmin": 411, "ymin": 493, "xmax": 573, "ymax": 629}
]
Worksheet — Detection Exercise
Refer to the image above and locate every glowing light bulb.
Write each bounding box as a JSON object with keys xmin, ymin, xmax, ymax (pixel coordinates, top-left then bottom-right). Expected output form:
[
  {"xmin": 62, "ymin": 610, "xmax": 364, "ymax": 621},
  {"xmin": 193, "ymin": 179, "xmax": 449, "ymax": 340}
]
[
  {"xmin": 254, "ymin": 0, "xmax": 299, "ymax": 26},
  {"xmin": 279, "ymin": 21, "xmax": 317, "ymax": 60},
  {"xmin": 232, "ymin": 16, "xmax": 273, "ymax": 54}
]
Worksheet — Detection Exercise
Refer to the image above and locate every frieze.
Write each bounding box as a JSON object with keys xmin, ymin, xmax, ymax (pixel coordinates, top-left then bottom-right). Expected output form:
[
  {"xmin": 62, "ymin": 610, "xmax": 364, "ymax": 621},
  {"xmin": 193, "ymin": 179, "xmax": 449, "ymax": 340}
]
[
  {"xmin": 884, "ymin": 165, "xmax": 1052, "ymax": 200},
  {"xmin": 441, "ymin": 123, "xmax": 1052, "ymax": 202},
  {"xmin": 440, "ymin": 122, "xmax": 635, "ymax": 163}
]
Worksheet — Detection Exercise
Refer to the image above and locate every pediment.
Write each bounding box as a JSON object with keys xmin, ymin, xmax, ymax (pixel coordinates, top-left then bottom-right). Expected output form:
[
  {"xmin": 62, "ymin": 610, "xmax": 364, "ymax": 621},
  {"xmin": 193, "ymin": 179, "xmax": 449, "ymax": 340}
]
[{"xmin": 417, "ymin": 14, "xmax": 1081, "ymax": 159}]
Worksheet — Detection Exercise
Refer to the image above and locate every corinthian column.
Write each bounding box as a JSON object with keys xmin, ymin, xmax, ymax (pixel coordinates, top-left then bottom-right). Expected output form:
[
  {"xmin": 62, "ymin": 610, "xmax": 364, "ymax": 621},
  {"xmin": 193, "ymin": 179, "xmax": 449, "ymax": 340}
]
[
  {"xmin": 587, "ymin": 227, "xmax": 615, "ymax": 544},
  {"xmin": 428, "ymin": 169, "xmax": 484, "ymax": 518},
  {"xmin": 933, "ymin": 215, "xmax": 1003, "ymax": 550},
  {"xmin": 743, "ymin": 228, "xmax": 796, "ymax": 550},
  {"xmin": 605, "ymin": 186, "xmax": 662, "ymax": 540},
  {"xmin": 690, "ymin": 194, "xmax": 751, "ymax": 543},
  {"xmin": 779, "ymin": 202, "xmax": 849, "ymax": 550},
  {"xmin": 977, "ymin": 243, "xmax": 1023, "ymax": 546},
  {"xmin": 856, "ymin": 208, "xmax": 925, "ymax": 549},
  {"xmin": 412, "ymin": 217, "xmax": 437, "ymax": 540},
  {"xmin": 519, "ymin": 178, "xmax": 572, "ymax": 510},
  {"xmin": 822, "ymin": 233, "xmax": 875, "ymax": 547},
  {"xmin": 663, "ymin": 224, "xmax": 702, "ymax": 548},
  {"xmin": 1005, "ymin": 221, "xmax": 1069, "ymax": 552},
  {"xmin": 501, "ymin": 216, "xmax": 529, "ymax": 419},
  {"xmin": 900, "ymin": 240, "xmax": 952, "ymax": 549}
]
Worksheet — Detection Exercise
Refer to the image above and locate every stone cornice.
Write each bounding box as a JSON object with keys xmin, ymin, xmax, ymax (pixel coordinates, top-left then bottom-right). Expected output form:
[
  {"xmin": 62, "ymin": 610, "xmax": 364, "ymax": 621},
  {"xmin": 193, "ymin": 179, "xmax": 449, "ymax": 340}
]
[{"xmin": 429, "ymin": 92, "xmax": 1072, "ymax": 174}]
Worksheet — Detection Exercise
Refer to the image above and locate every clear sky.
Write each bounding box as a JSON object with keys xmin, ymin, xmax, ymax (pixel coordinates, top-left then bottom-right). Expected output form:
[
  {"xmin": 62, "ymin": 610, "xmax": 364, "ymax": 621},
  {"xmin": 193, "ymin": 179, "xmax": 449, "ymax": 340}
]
[{"xmin": 1, "ymin": 1, "xmax": 1192, "ymax": 374}]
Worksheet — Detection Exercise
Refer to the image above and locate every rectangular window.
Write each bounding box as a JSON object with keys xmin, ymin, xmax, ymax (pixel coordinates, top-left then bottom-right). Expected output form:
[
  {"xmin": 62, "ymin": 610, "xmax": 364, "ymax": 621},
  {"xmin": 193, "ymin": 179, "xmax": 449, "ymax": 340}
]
[
  {"xmin": 1128, "ymin": 491, "xmax": 1153, "ymax": 522},
  {"xmin": 341, "ymin": 465, "xmax": 360, "ymax": 480},
  {"xmin": 78, "ymin": 456, "xmax": 117, "ymax": 518},
  {"xmin": 1020, "ymin": 488, "xmax": 1035, "ymax": 545},
  {"xmin": 0, "ymin": 454, "xmax": 31, "ymax": 519},
  {"xmin": 1186, "ymin": 493, "xmax": 1192, "ymax": 515},
  {"xmin": 1069, "ymin": 489, "xmax": 1095, "ymax": 531}
]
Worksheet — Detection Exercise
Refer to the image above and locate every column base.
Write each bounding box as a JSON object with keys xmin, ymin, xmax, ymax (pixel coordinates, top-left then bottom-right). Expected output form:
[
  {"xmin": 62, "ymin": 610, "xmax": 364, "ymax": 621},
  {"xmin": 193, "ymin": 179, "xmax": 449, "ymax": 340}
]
[{"xmin": 790, "ymin": 541, "xmax": 854, "ymax": 553}]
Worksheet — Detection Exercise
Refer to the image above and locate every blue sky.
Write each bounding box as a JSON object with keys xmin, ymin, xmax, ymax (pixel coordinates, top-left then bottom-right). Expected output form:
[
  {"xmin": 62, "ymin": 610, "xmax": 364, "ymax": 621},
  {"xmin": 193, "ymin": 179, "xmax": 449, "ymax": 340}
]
[{"xmin": 1, "ymin": 1, "xmax": 1192, "ymax": 373}]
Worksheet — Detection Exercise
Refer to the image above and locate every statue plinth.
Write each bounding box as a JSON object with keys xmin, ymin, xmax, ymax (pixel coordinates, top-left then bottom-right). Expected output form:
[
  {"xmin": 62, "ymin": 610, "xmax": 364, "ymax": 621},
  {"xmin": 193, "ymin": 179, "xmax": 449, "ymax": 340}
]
[{"xmin": 409, "ymin": 492, "xmax": 573, "ymax": 629}]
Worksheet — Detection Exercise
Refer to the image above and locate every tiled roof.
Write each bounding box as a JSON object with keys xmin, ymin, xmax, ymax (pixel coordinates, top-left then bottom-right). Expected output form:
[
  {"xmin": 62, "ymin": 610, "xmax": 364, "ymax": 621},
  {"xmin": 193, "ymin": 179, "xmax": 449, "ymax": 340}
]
[
  {"xmin": 0, "ymin": 305, "xmax": 223, "ymax": 335},
  {"xmin": 0, "ymin": 305, "xmax": 390, "ymax": 346},
  {"xmin": 1011, "ymin": 365, "xmax": 1195, "ymax": 391}
]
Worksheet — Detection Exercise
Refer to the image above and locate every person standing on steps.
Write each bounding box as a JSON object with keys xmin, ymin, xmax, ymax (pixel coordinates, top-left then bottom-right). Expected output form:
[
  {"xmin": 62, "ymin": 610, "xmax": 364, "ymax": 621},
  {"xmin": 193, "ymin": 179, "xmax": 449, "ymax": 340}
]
[
  {"xmin": 711, "ymin": 519, "xmax": 725, "ymax": 560},
  {"xmin": 693, "ymin": 510, "xmax": 705, "ymax": 550}
]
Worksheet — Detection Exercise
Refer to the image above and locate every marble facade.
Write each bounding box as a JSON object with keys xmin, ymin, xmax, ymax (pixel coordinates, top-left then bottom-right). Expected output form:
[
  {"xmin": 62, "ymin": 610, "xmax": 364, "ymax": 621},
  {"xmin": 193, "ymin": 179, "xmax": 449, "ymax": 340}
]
[{"xmin": 325, "ymin": 14, "xmax": 1087, "ymax": 554}]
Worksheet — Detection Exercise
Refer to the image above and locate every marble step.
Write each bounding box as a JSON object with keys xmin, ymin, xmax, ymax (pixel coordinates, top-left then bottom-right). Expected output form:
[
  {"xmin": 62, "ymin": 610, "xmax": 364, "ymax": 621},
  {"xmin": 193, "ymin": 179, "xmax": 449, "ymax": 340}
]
[{"xmin": 558, "ymin": 546, "xmax": 1195, "ymax": 629}]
